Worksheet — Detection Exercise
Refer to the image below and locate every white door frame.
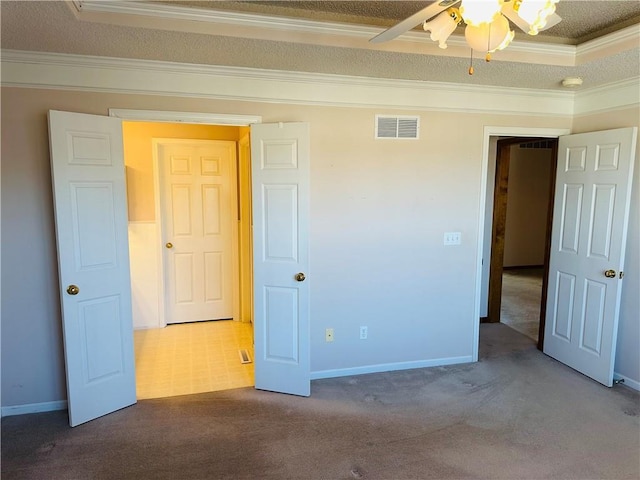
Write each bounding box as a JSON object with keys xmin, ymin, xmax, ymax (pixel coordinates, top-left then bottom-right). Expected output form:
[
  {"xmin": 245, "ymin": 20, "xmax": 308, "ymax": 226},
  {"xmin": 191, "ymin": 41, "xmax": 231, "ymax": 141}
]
[
  {"xmin": 152, "ymin": 138, "xmax": 240, "ymax": 327},
  {"xmin": 474, "ymin": 126, "xmax": 570, "ymax": 361},
  {"xmin": 109, "ymin": 109, "xmax": 262, "ymax": 328}
]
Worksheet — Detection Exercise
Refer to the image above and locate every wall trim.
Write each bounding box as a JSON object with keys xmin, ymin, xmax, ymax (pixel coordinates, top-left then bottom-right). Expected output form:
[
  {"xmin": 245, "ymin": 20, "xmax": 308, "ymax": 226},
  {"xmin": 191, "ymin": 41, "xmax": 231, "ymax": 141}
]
[
  {"xmin": 310, "ymin": 355, "xmax": 473, "ymax": 380},
  {"xmin": 1, "ymin": 49, "xmax": 575, "ymax": 117},
  {"xmin": 613, "ymin": 373, "xmax": 640, "ymax": 392},
  {"xmin": 573, "ymin": 77, "xmax": 640, "ymax": 117},
  {"xmin": 110, "ymin": 109, "xmax": 262, "ymax": 125},
  {"xmin": 3, "ymin": 50, "xmax": 639, "ymax": 117},
  {"xmin": 576, "ymin": 24, "xmax": 640, "ymax": 65},
  {"xmin": 474, "ymin": 126, "xmax": 571, "ymax": 362},
  {"xmin": 1, "ymin": 400, "xmax": 67, "ymax": 417}
]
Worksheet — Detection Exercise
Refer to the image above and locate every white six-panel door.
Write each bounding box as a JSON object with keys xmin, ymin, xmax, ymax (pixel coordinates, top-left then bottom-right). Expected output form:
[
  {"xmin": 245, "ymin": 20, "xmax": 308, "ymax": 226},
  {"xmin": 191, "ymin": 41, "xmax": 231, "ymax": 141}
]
[
  {"xmin": 49, "ymin": 112, "xmax": 312, "ymax": 425},
  {"xmin": 544, "ymin": 127, "xmax": 637, "ymax": 386},
  {"xmin": 48, "ymin": 111, "xmax": 136, "ymax": 426},
  {"xmin": 157, "ymin": 140, "xmax": 237, "ymax": 324},
  {"xmin": 251, "ymin": 123, "xmax": 311, "ymax": 397}
]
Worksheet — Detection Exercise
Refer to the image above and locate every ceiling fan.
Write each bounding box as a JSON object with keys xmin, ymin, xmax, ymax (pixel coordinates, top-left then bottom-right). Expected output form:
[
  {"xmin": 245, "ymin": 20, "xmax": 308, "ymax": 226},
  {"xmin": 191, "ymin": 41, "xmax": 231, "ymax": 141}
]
[{"xmin": 370, "ymin": 0, "xmax": 562, "ymax": 72}]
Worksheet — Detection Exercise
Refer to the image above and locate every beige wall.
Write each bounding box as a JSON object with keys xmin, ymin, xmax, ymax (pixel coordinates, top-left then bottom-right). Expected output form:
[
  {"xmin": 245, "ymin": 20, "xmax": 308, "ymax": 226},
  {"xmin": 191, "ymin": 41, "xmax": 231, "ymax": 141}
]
[
  {"xmin": 503, "ymin": 145, "xmax": 554, "ymax": 267},
  {"xmin": 123, "ymin": 121, "xmax": 240, "ymax": 221},
  {"xmin": 0, "ymin": 85, "xmax": 588, "ymax": 408}
]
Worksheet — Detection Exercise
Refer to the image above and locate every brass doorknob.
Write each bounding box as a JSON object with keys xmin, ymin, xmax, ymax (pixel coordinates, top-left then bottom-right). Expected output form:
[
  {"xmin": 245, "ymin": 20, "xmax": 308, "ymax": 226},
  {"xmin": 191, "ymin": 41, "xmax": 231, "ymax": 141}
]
[
  {"xmin": 66, "ymin": 285, "xmax": 80, "ymax": 295},
  {"xmin": 294, "ymin": 272, "xmax": 306, "ymax": 282},
  {"xmin": 166, "ymin": 242, "xmax": 173, "ymax": 249},
  {"xmin": 604, "ymin": 269, "xmax": 616, "ymax": 278}
]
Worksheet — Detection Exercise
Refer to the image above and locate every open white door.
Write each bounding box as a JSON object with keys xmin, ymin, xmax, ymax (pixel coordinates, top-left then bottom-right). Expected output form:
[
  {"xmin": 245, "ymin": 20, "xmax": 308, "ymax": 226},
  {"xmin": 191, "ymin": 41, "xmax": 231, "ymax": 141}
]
[
  {"xmin": 251, "ymin": 122, "xmax": 310, "ymax": 396},
  {"xmin": 544, "ymin": 127, "xmax": 637, "ymax": 387},
  {"xmin": 48, "ymin": 110, "xmax": 136, "ymax": 426}
]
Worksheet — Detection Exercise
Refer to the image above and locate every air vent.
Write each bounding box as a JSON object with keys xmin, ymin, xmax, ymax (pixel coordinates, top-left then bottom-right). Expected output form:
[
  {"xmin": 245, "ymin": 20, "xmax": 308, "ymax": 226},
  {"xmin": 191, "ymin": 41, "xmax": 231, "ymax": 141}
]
[
  {"xmin": 519, "ymin": 140, "xmax": 555, "ymax": 149},
  {"xmin": 238, "ymin": 349, "xmax": 252, "ymax": 364},
  {"xmin": 375, "ymin": 115, "xmax": 419, "ymax": 140}
]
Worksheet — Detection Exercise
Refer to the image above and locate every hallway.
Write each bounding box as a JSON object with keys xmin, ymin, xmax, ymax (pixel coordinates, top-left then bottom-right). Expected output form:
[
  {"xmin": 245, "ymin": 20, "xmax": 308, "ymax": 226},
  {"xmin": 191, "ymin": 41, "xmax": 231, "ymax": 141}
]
[{"xmin": 500, "ymin": 267, "xmax": 544, "ymax": 342}]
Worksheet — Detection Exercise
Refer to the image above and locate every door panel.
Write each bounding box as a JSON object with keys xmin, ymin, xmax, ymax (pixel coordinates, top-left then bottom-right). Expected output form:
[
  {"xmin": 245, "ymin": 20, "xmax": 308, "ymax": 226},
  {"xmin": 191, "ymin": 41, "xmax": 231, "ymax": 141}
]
[
  {"xmin": 552, "ymin": 271, "xmax": 575, "ymax": 341},
  {"xmin": 559, "ymin": 184, "xmax": 582, "ymax": 253},
  {"xmin": 158, "ymin": 140, "xmax": 237, "ymax": 323},
  {"xmin": 580, "ymin": 279, "xmax": 605, "ymax": 354},
  {"xmin": 544, "ymin": 127, "xmax": 637, "ymax": 386},
  {"xmin": 587, "ymin": 184, "xmax": 615, "ymax": 258},
  {"xmin": 264, "ymin": 286, "xmax": 299, "ymax": 362},
  {"xmin": 264, "ymin": 185, "xmax": 298, "ymax": 260},
  {"xmin": 48, "ymin": 110, "xmax": 136, "ymax": 426},
  {"xmin": 251, "ymin": 123, "xmax": 310, "ymax": 397}
]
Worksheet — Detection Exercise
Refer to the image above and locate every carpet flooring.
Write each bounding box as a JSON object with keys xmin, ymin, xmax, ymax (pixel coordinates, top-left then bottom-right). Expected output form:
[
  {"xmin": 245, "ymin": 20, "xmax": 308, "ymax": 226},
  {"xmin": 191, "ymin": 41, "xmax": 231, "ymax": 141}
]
[{"xmin": 2, "ymin": 324, "xmax": 639, "ymax": 480}]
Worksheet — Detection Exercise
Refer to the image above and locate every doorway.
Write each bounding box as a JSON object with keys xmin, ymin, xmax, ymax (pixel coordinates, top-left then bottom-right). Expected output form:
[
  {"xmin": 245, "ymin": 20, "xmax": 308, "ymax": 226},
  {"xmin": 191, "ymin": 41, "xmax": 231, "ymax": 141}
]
[
  {"xmin": 475, "ymin": 126, "xmax": 569, "ymax": 361},
  {"xmin": 122, "ymin": 120, "xmax": 255, "ymax": 399},
  {"xmin": 486, "ymin": 137, "xmax": 557, "ymax": 346},
  {"xmin": 50, "ymin": 110, "xmax": 312, "ymax": 424}
]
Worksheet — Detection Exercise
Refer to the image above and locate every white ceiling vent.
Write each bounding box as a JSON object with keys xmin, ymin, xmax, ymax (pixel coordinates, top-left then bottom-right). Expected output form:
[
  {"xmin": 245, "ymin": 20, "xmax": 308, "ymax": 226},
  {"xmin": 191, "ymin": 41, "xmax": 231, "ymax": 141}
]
[{"xmin": 375, "ymin": 115, "xmax": 419, "ymax": 140}]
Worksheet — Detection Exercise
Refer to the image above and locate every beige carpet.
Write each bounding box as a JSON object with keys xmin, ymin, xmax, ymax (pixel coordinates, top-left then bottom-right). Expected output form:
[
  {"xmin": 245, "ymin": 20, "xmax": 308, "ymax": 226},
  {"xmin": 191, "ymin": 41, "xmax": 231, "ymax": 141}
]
[{"xmin": 3, "ymin": 324, "xmax": 639, "ymax": 480}]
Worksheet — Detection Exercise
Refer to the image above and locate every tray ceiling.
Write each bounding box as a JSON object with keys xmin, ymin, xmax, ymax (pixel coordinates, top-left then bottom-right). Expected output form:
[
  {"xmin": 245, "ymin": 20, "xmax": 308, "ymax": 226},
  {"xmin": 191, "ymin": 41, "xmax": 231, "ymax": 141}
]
[{"xmin": 1, "ymin": 1, "xmax": 639, "ymax": 90}]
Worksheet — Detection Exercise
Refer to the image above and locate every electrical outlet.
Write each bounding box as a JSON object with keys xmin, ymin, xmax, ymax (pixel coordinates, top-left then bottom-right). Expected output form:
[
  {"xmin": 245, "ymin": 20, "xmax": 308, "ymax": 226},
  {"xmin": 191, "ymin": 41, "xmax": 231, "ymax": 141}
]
[
  {"xmin": 325, "ymin": 328, "xmax": 334, "ymax": 342},
  {"xmin": 360, "ymin": 326, "xmax": 368, "ymax": 340}
]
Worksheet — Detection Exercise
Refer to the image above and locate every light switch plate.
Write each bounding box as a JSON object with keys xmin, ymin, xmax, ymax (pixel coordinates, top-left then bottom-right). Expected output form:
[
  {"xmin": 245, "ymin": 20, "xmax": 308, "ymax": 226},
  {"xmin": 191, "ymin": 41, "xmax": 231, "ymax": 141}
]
[{"xmin": 444, "ymin": 232, "xmax": 462, "ymax": 245}]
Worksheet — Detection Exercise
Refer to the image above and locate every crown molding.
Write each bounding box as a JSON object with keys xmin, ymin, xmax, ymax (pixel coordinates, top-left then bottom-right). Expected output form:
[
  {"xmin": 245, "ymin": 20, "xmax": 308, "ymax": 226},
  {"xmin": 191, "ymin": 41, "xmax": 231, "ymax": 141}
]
[
  {"xmin": 70, "ymin": 1, "xmax": 640, "ymax": 66},
  {"xmin": 75, "ymin": 0, "xmax": 377, "ymax": 37},
  {"xmin": 1, "ymin": 49, "xmax": 575, "ymax": 116},
  {"xmin": 576, "ymin": 24, "xmax": 640, "ymax": 65},
  {"xmin": 573, "ymin": 77, "xmax": 640, "ymax": 117},
  {"xmin": 70, "ymin": 0, "xmax": 595, "ymax": 67}
]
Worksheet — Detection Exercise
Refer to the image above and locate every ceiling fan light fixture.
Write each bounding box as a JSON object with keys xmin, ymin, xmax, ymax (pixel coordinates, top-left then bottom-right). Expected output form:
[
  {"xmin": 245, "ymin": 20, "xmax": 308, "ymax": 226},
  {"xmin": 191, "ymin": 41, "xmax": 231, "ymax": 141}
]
[
  {"xmin": 464, "ymin": 13, "xmax": 514, "ymax": 52},
  {"xmin": 459, "ymin": 0, "xmax": 503, "ymax": 26},
  {"xmin": 515, "ymin": 0, "xmax": 559, "ymax": 35},
  {"xmin": 423, "ymin": 8, "xmax": 462, "ymax": 49}
]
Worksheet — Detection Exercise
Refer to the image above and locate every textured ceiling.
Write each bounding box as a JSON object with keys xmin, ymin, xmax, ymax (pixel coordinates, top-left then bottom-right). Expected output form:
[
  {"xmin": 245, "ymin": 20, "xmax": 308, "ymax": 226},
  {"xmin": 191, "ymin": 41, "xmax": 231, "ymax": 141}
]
[
  {"xmin": 1, "ymin": 1, "xmax": 639, "ymax": 91},
  {"xmin": 162, "ymin": 0, "xmax": 640, "ymax": 43}
]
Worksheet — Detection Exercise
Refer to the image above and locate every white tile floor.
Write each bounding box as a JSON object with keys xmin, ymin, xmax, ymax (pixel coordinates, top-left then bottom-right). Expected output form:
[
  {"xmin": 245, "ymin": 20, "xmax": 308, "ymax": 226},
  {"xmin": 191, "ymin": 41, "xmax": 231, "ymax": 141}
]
[{"xmin": 134, "ymin": 320, "xmax": 254, "ymax": 400}]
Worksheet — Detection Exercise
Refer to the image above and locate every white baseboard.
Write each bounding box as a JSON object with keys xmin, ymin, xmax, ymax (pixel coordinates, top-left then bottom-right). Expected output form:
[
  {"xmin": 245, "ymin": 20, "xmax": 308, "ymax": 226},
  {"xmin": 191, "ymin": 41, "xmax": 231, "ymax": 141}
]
[
  {"xmin": 1, "ymin": 400, "xmax": 68, "ymax": 417},
  {"xmin": 311, "ymin": 355, "xmax": 473, "ymax": 380},
  {"xmin": 613, "ymin": 373, "xmax": 640, "ymax": 391}
]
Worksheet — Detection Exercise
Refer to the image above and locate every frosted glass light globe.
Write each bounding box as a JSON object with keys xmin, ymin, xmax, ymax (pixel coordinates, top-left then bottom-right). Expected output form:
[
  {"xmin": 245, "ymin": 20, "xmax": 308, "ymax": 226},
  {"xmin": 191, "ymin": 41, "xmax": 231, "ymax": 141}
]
[
  {"xmin": 460, "ymin": 0, "xmax": 502, "ymax": 26},
  {"xmin": 464, "ymin": 13, "xmax": 514, "ymax": 52}
]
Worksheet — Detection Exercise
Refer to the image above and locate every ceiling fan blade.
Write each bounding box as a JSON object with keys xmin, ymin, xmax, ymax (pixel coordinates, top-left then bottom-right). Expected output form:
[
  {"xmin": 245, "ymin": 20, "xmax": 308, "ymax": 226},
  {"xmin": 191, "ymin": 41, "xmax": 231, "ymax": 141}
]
[
  {"xmin": 500, "ymin": 1, "xmax": 531, "ymax": 32},
  {"xmin": 369, "ymin": 0, "xmax": 461, "ymax": 44},
  {"xmin": 501, "ymin": 2, "xmax": 562, "ymax": 33},
  {"xmin": 540, "ymin": 13, "xmax": 562, "ymax": 31}
]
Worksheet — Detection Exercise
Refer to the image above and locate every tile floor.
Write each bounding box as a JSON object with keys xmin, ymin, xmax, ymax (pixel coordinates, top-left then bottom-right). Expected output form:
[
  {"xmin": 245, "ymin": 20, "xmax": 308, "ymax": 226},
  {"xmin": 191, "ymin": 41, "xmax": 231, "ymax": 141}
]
[
  {"xmin": 133, "ymin": 320, "xmax": 254, "ymax": 400},
  {"xmin": 501, "ymin": 267, "xmax": 544, "ymax": 342}
]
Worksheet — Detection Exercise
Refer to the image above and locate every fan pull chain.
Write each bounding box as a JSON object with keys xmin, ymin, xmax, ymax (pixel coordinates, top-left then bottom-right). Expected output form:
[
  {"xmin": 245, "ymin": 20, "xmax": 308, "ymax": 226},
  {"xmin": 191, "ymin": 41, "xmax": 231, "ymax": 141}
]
[
  {"xmin": 468, "ymin": 48, "xmax": 474, "ymax": 75},
  {"xmin": 486, "ymin": 26, "xmax": 492, "ymax": 62}
]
